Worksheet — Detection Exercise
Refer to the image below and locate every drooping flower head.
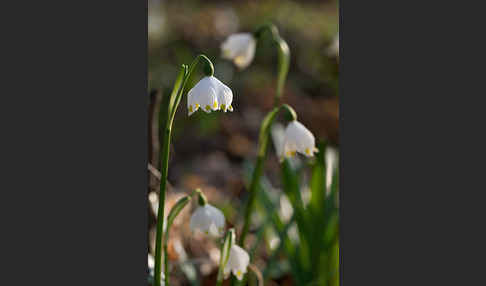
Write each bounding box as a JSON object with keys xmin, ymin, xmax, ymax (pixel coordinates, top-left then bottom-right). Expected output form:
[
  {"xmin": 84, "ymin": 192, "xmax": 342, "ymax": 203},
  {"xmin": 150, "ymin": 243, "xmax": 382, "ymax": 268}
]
[
  {"xmin": 189, "ymin": 203, "xmax": 225, "ymax": 237},
  {"xmin": 221, "ymin": 33, "xmax": 256, "ymax": 69},
  {"xmin": 223, "ymin": 244, "xmax": 250, "ymax": 281},
  {"xmin": 282, "ymin": 120, "xmax": 318, "ymax": 158},
  {"xmin": 187, "ymin": 76, "xmax": 233, "ymax": 116}
]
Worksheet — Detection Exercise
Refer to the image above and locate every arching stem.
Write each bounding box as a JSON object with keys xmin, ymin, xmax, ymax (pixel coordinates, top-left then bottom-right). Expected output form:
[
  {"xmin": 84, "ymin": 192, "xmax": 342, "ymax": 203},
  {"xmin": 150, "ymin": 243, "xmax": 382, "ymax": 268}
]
[
  {"xmin": 153, "ymin": 55, "xmax": 214, "ymax": 286},
  {"xmin": 254, "ymin": 23, "xmax": 290, "ymax": 107},
  {"xmin": 239, "ymin": 104, "xmax": 296, "ymax": 245}
]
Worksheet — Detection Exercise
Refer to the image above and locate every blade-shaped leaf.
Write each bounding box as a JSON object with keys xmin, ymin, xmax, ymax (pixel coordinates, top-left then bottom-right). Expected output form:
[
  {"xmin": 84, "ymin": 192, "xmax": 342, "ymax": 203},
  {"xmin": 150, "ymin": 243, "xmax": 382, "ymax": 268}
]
[
  {"xmin": 216, "ymin": 229, "xmax": 235, "ymax": 285},
  {"xmin": 309, "ymin": 142, "xmax": 327, "ymax": 216},
  {"xmin": 163, "ymin": 195, "xmax": 191, "ymax": 283},
  {"xmin": 168, "ymin": 65, "xmax": 187, "ymax": 120}
]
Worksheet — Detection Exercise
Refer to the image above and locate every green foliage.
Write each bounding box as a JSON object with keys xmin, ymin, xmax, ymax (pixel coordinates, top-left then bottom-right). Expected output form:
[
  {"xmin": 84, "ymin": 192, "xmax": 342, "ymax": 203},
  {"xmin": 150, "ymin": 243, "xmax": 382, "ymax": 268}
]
[
  {"xmin": 257, "ymin": 107, "xmax": 280, "ymax": 157},
  {"xmin": 168, "ymin": 65, "xmax": 187, "ymax": 123},
  {"xmin": 275, "ymin": 38, "xmax": 290, "ymax": 105},
  {"xmin": 217, "ymin": 229, "xmax": 236, "ymax": 286},
  {"xmin": 247, "ymin": 142, "xmax": 339, "ymax": 286},
  {"xmin": 149, "ymin": 3, "xmax": 339, "ymax": 283}
]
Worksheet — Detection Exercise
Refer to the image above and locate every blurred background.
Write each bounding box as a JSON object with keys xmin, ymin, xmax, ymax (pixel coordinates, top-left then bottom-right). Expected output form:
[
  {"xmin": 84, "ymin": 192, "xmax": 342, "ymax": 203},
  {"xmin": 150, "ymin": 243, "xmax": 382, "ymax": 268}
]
[{"xmin": 148, "ymin": 0, "xmax": 339, "ymax": 285}]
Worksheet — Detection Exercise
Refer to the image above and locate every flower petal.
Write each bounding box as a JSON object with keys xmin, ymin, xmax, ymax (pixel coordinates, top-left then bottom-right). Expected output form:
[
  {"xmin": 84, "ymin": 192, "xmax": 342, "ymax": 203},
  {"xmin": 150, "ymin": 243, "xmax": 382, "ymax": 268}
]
[
  {"xmin": 284, "ymin": 120, "xmax": 316, "ymax": 157},
  {"xmin": 189, "ymin": 204, "xmax": 225, "ymax": 237},
  {"xmin": 215, "ymin": 82, "xmax": 233, "ymax": 112},
  {"xmin": 187, "ymin": 77, "xmax": 219, "ymax": 115},
  {"xmin": 226, "ymin": 245, "xmax": 249, "ymax": 274}
]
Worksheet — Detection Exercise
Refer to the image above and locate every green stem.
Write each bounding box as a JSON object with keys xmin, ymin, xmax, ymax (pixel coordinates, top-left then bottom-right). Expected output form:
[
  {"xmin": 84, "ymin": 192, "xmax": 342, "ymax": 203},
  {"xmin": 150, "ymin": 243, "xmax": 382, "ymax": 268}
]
[
  {"xmin": 275, "ymin": 38, "xmax": 290, "ymax": 106},
  {"xmin": 154, "ymin": 127, "xmax": 172, "ymax": 286},
  {"xmin": 239, "ymin": 104, "xmax": 296, "ymax": 246},
  {"xmin": 254, "ymin": 23, "xmax": 290, "ymax": 107},
  {"xmin": 235, "ymin": 25, "xmax": 292, "ymax": 276},
  {"xmin": 169, "ymin": 55, "xmax": 214, "ymax": 124},
  {"xmin": 153, "ymin": 55, "xmax": 214, "ymax": 286},
  {"xmin": 216, "ymin": 275, "xmax": 223, "ymax": 286},
  {"xmin": 239, "ymin": 154, "xmax": 265, "ymax": 244},
  {"xmin": 216, "ymin": 229, "xmax": 235, "ymax": 286},
  {"xmin": 239, "ymin": 25, "xmax": 291, "ymax": 247}
]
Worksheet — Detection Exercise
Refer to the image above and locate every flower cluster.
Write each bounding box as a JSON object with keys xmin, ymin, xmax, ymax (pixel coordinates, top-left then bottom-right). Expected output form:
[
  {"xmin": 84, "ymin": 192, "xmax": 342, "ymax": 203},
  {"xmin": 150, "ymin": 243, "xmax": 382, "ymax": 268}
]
[
  {"xmin": 158, "ymin": 28, "xmax": 321, "ymax": 285},
  {"xmin": 220, "ymin": 32, "xmax": 318, "ymax": 159},
  {"xmin": 188, "ymin": 190, "xmax": 250, "ymax": 281}
]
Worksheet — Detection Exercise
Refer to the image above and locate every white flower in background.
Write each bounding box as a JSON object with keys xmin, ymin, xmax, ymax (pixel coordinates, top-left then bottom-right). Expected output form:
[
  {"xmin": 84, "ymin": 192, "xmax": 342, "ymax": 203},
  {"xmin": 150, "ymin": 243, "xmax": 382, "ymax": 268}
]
[
  {"xmin": 148, "ymin": 9, "xmax": 166, "ymax": 43},
  {"xmin": 221, "ymin": 33, "xmax": 256, "ymax": 69},
  {"xmin": 148, "ymin": 254, "xmax": 165, "ymax": 285},
  {"xmin": 325, "ymin": 147, "xmax": 338, "ymax": 191},
  {"xmin": 223, "ymin": 244, "xmax": 250, "ymax": 281},
  {"xmin": 148, "ymin": 254, "xmax": 154, "ymax": 274},
  {"xmin": 327, "ymin": 33, "xmax": 339, "ymax": 57},
  {"xmin": 283, "ymin": 120, "xmax": 318, "ymax": 158},
  {"xmin": 187, "ymin": 76, "xmax": 233, "ymax": 116},
  {"xmin": 288, "ymin": 223, "xmax": 300, "ymax": 244},
  {"xmin": 189, "ymin": 204, "xmax": 225, "ymax": 236},
  {"xmin": 278, "ymin": 194, "xmax": 293, "ymax": 223}
]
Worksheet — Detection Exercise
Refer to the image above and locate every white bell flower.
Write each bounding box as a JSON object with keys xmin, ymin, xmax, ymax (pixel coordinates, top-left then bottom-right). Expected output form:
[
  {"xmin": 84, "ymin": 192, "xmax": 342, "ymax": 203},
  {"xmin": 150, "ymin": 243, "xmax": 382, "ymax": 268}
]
[
  {"xmin": 221, "ymin": 33, "xmax": 256, "ymax": 69},
  {"xmin": 223, "ymin": 244, "xmax": 250, "ymax": 281},
  {"xmin": 187, "ymin": 76, "xmax": 234, "ymax": 115},
  {"xmin": 189, "ymin": 204, "xmax": 225, "ymax": 236},
  {"xmin": 283, "ymin": 120, "xmax": 318, "ymax": 158}
]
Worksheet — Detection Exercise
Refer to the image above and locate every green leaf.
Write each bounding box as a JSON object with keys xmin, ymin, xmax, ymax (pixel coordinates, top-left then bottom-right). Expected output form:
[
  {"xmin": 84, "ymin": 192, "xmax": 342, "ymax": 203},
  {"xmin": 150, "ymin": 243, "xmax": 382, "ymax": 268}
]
[
  {"xmin": 163, "ymin": 195, "xmax": 191, "ymax": 284},
  {"xmin": 216, "ymin": 229, "xmax": 235, "ymax": 285},
  {"xmin": 257, "ymin": 107, "xmax": 280, "ymax": 156},
  {"xmin": 308, "ymin": 142, "xmax": 328, "ymax": 274},
  {"xmin": 168, "ymin": 65, "xmax": 187, "ymax": 122},
  {"xmin": 258, "ymin": 186, "xmax": 303, "ymax": 284},
  {"xmin": 280, "ymin": 159, "xmax": 307, "ymax": 232},
  {"xmin": 309, "ymin": 142, "xmax": 327, "ymax": 215},
  {"xmin": 165, "ymin": 196, "xmax": 191, "ymax": 236},
  {"xmin": 280, "ymin": 159, "xmax": 314, "ymax": 280}
]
